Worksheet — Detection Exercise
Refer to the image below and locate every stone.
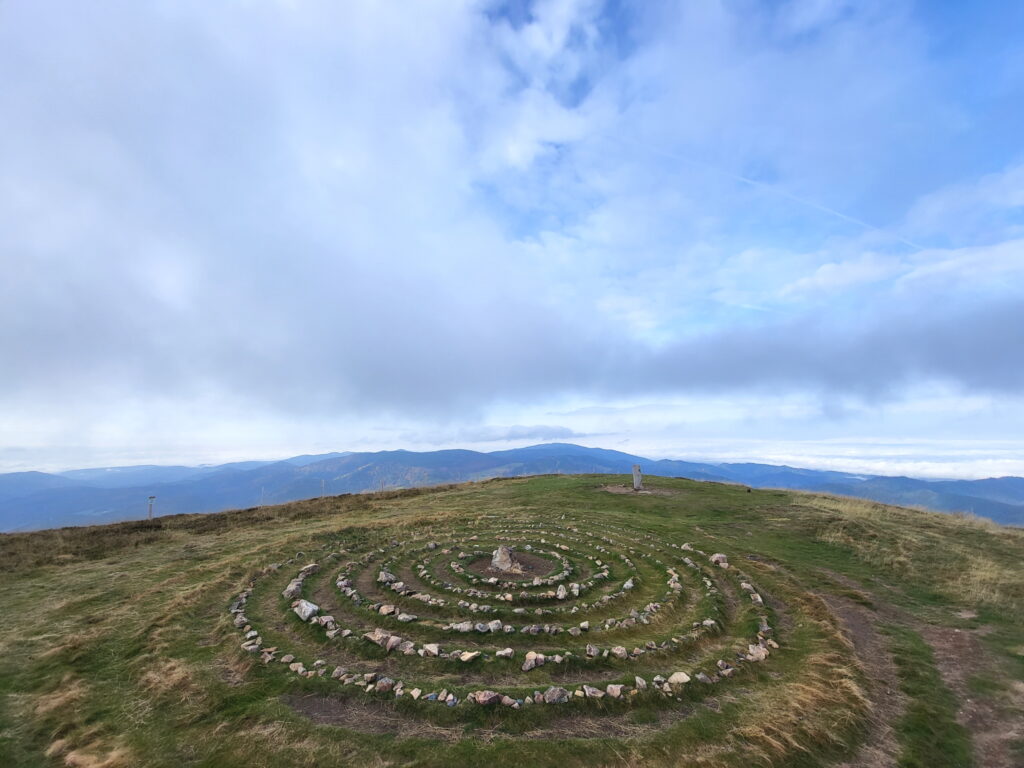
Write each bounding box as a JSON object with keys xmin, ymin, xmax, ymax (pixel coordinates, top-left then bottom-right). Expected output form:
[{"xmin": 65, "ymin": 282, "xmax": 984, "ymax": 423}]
[
  {"xmin": 460, "ymin": 651, "xmax": 481, "ymax": 662},
  {"xmin": 543, "ymin": 686, "xmax": 570, "ymax": 704},
  {"xmin": 556, "ymin": 584, "xmax": 567, "ymax": 600},
  {"xmin": 668, "ymin": 672, "xmax": 691, "ymax": 688},
  {"xmin": 634, "ymin": 676, "xmax": 647, "ymax": 690},
  {"xmin": 396, "ymin": 613, "xmax": 417, "ymax": 622},
  {"xmin": 496, "ymin": 647, "xmax": 514, "ymax": 659},
  {"xmin": 622, "ymin": 578, "xmax": 635, "ymax": 590},
  {"xmin": 363, "ymin": 628, "xmax": 390, "ymax": 647},
  {"xmin": 583, "ymin": 685, "xmax": 605, "ymax": 699},
  {"xmin": 422, "ymin": 643, "xmax": 440, "ymax": 657},
  {"xmin": 606, "ymin": 684, "xmax": 625, "ymax": 699},
  {"xmin": 280, "ymin": 654, "xmax": 295, "ymax": 664},
  {"xmin": 281, "ymin": 579, "xmax": 304, "ymax": 599},
  {"xmin": 491, "ymin": 545, "xmax": 521, "ymax": 573},
  {"xmin": 379, "ymin": 604, "xmax": 397, "ymax": 616},
  {"xmin": 709, "ymin": 553, "xmax": 729, "ymax": 568},
  {"xmin": 469, "ymin": 690, "xmax": 501, "ymax": 706},
  {"xmin": 409, "ymin": 688, "xmax": 422, "ymax": 700},
  {"xmin": 632, "ymin": 464, "xmax": 643, "ymax": 491},
  {"xmin": 610, "ymin": 646, "xmax": 628, "ymax": 660},
  {"xmin": 377, "ymin": 570, "xmax": 396, "ymax": 583},
  {"xmin": 384, "ymin": 635, "xmax": 404, "ymax": 652},
  {"xmin": 291, "ymin": 599, "xmax": 319, "ymax": 621},
  {"xmin": 522, "ymin": 651, "xmax": 544, "ymax": 672},
  {"xmin": 375, "ymin": 677, "xmax": 395, "ymax": 693}
]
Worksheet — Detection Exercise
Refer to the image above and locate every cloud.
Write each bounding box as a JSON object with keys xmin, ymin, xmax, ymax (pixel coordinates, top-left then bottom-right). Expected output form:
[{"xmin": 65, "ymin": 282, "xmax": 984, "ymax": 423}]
[{"xmin": 0, "ymin": 1, "xmax": 1022, "ymax": 471}]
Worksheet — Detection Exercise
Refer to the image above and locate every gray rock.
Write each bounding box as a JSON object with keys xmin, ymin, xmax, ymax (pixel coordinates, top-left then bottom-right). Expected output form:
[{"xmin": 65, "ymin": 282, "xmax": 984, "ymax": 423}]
[{"xmin": 543, "ymin": 686, "xmax": 570, "ymax": 704}]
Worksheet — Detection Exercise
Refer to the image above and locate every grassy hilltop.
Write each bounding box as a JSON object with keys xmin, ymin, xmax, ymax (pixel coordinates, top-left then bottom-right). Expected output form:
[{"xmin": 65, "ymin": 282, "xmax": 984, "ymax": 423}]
[{"xmin": 0, "ymin": 474, "xmax": 1022, "ymax": 768}]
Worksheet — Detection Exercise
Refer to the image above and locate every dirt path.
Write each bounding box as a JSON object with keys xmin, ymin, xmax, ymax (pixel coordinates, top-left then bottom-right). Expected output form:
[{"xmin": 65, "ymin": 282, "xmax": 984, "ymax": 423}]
[
  {"xmin": 920, "ymin": 622, "xmax": 1024, "ymax": 768},
  {"xmin": 282, "ymin": 692, "xmax": 695, "ymax": 741},
  {"xmin": 817, "ymin": 593, "xmax": 904, "ymax": 768}
]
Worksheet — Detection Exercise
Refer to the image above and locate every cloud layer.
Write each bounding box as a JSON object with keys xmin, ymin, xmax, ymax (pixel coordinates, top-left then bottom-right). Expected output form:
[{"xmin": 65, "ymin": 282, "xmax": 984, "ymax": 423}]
[{"xmin": 1, "ymin": 0, "xmax": 1022, "ymax": 472}]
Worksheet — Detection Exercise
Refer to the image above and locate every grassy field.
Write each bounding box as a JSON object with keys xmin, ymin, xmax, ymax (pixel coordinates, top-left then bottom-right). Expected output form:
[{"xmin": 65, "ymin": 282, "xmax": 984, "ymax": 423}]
[{"xmin": 0, "ymin": 474, "xmax": 1021, "ymax": 768}]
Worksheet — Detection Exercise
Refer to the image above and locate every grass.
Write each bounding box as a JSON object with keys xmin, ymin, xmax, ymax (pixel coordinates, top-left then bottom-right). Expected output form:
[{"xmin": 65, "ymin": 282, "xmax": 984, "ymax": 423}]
[
  {"xmin": 883, "ymin": 624, "xmax": 973, "ymax": 768},
  {"xmin": 0, "ymin": 474, "xmax": 1021, "ymax": 767}
]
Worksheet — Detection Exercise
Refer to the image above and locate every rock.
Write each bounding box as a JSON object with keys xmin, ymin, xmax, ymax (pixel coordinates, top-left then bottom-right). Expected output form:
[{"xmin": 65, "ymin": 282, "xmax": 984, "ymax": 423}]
[
  {"xmin": 363, "ymin": 628, "xmax": 390, "ymax": 647},
  {"xmin": 583, "ymin": 685, "xmax": 605, "ymax": 699},
  {"xmin": 379, "ymin": 604, "xmax": 397, "ymax": 616},
  {"xmin": 396, "ymin": 613, "xmax": 417, "ymax": 622},
  {"xmin": 375, "ymin": 677, "xmax": 395, "ymax": 693},
  {"xmin": 409, "ymin": 688, "xmax": 422, "ymax": 700},
  {"xmin": 622, "ymin": 578, "xmax": 635, "ymax": 590},
  {"xmin": 556, "ymin": 584, "xmax": 567, "ymax": 600},
  {"xmin": 280, "ymin": 654, "xmax": 295, "ymax": 664},
  {"xmin": 460, "ymin": 651, "xmax": 481, "ymax": 662},
  {"xmin": 710, "ymin": 553, "xmax": 729, "ymax": 568},
  {"xmin": 384, "ymin": 635, "xmax": 404, "ymax": 652},
  {"xmin": 668, "ymin": 672, "xmax": 691, "ymax": 688},
  {"xmin": 606, "ymin": 684, "xmax": 625, "ymax": 699},
  {"xmin": 496, "ymin": 647, "xmax": 514, "ymax": 659},
  {"xmin": 586, "ymin": 643, "xmax": 600, "ymax": 658},
  {"xmin": 522, "ymin": 651, "xmax": 545, "ymax": 672},
  {"xmin": 610, "ymin": 646, "xmax": 628, "ymax": 660},
  {"xmin": 695, "ymin": 672, "xmax": 715, "ymax": 684},
  {"xmin": 543, "ymin": 686, "xmax": 570, "ymax": 704},
  {"xmin": 487, "ymin": 619, "xmax": 503, "ymax": 633},
  {"xmin": 422, "ymin": 643, "xmax": 440, "ymax": 657},
  {"xmin": 291, "ymin": 599, "xmax": 319, "ymax": 621},
  {"xmin": 491, "ymin": 545, "xmax": 522, "ymax": 573},
  {"xmin": 282, "ymin": 579, "xmax": 304, "ymax": 599},
  {"xmin": 469, "ymin": 690, "xmax": 502, "ymax": 706},
  {"xmin": 377, "ymin": 570, "xmax": 396, "ymax": 584},
  {"xmin": 634, "ymin": 676, "xmax": 647, "ymax": 690}
]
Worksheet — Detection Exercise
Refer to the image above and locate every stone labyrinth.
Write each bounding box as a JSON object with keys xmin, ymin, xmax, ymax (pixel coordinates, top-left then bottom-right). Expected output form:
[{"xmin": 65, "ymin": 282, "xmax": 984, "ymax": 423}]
[{"xmin": 227, "ymin": 511, "xmax": 808, "ymax": 727}]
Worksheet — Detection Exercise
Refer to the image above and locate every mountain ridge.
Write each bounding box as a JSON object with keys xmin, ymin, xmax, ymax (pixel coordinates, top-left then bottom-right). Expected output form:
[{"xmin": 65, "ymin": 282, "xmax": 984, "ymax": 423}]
[{"xmin": 2, "ymin": 443, "xmax": 1022, "ymax": 531}]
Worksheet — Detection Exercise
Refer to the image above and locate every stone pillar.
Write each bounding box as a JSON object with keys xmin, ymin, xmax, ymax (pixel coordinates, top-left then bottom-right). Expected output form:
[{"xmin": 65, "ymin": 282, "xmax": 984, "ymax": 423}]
[{"xmin": 632, "ymin": 464, "xmax": 643, "ymax": 491}]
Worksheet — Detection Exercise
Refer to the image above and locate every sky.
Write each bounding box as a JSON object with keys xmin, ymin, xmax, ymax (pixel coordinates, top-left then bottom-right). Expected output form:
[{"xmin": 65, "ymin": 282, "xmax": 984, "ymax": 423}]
[{"xmin": 1, "ymin": 0, "xmax": 1023, "ymax": 478}]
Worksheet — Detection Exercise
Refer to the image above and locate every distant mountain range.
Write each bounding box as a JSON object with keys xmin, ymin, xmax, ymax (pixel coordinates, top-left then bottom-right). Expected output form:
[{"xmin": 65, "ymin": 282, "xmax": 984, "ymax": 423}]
[{"xmin": 1, "ymin": 443, "xmax": 1022, "ymax": 532}]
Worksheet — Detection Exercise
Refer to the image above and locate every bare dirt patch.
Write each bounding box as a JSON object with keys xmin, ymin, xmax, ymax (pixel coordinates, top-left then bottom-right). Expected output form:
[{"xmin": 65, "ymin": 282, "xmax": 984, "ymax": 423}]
[
  {"xmin": 920, "ymin": 624, "xmax": 1024, "ymax": 768},
  {"xmin": 466, "ymin": 550, "xmax": 558, "ymax": 579},
  {"xmin": 282, "ymin": 692, "xmax": 693, "ymax": 741},
  {"xmin": 817, "ymin": 594, "xmax": 904, "ymax": 768},
  {"xmin": 601, "ymin": 485, "xmax": 676, "ymax": 497}
]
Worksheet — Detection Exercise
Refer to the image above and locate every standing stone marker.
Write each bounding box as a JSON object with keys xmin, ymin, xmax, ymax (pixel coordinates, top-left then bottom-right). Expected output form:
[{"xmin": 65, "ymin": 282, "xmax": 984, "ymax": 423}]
[
  {"xmin": 491, "ymin": 545, "xmax": 517, "ymax": 572},
  {"xmin": 632, "ymin": 464, "xmax": 643, "ymax": 491}
]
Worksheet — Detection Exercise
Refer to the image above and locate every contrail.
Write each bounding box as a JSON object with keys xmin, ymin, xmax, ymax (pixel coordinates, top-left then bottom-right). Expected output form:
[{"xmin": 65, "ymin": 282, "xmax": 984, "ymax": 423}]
[{"xmin": 608, "ymin": 136, "xmax": 924, "ymax": 251}]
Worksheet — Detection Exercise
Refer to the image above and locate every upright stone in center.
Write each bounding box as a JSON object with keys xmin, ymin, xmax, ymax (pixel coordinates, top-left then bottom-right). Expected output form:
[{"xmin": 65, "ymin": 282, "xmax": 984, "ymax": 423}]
[{"xmin": 491, "ymin": 545, "xmax": 517, "ymax": 572}]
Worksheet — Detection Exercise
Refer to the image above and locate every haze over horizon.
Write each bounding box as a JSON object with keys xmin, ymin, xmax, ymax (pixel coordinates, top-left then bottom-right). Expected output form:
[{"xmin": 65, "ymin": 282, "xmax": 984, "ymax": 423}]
[{"xmin": 2, "ymin": 1, "xmax": 1023, "ymax": 479}]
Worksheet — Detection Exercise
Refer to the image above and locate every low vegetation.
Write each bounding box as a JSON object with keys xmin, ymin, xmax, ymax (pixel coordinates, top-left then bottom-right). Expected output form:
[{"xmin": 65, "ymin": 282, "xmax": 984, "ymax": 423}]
[{"xmin": 0, "ymin": 475, "xmax": 1021, "ymax": 767}]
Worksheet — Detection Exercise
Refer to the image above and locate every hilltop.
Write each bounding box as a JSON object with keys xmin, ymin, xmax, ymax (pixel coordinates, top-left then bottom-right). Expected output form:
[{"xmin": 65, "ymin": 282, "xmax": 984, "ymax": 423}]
[
  {"xmin": 0, "ymin": 473, "xmax": 1021, "ymax": 767},
  {"xmin": 3, "ymin": 443, "xmax": 1024, "ymax": 532}
]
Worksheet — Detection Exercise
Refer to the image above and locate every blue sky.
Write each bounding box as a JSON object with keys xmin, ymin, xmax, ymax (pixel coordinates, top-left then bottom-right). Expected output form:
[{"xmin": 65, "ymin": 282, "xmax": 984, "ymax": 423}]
[{"xmin": 1, "ymin": 0, "xmax": 1022, "ymax": 477}]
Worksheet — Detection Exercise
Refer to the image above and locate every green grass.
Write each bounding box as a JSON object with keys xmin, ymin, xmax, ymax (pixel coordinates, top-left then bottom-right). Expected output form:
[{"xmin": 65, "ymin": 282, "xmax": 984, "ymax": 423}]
[
  {"xmin": 884, "ymin": 624, "xmax": 973, "ymax": 768},
  {"xmin": 0, "ymin": 474, "xmax": 1021, "ymax": 767}
]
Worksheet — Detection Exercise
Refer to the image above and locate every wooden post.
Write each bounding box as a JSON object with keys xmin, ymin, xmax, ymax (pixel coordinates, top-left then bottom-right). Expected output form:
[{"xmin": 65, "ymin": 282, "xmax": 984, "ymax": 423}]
[{"xmin": 632, "ymin": 465, "xmax": 643, "ymax": 491}]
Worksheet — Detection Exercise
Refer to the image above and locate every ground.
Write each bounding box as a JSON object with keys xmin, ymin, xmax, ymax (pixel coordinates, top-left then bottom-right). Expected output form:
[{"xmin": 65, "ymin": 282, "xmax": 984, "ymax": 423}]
[{"xmin": 0, "ymin": 474, "xmax": 1021, "ymax": 768}]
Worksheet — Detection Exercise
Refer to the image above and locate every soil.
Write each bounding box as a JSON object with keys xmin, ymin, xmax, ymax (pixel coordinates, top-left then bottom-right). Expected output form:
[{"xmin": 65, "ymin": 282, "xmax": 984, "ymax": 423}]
[
  {"xmin": 282, "ymin": 692, "xmax": 694, "ymax": 741},
  {"xmin": 920, "ymin": 623, "xmax": 1024, "ymax": 768},
  {"xmin": 466, "ymin": 550, "xmax": 558, "ymax": 579},
  {"xmin": 602, "ymin": 484, "xmax": 676, "ymax": 497},
  {"xmin": 817, "ymin": 593, "xmax": 904, "ymax": 768}
]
